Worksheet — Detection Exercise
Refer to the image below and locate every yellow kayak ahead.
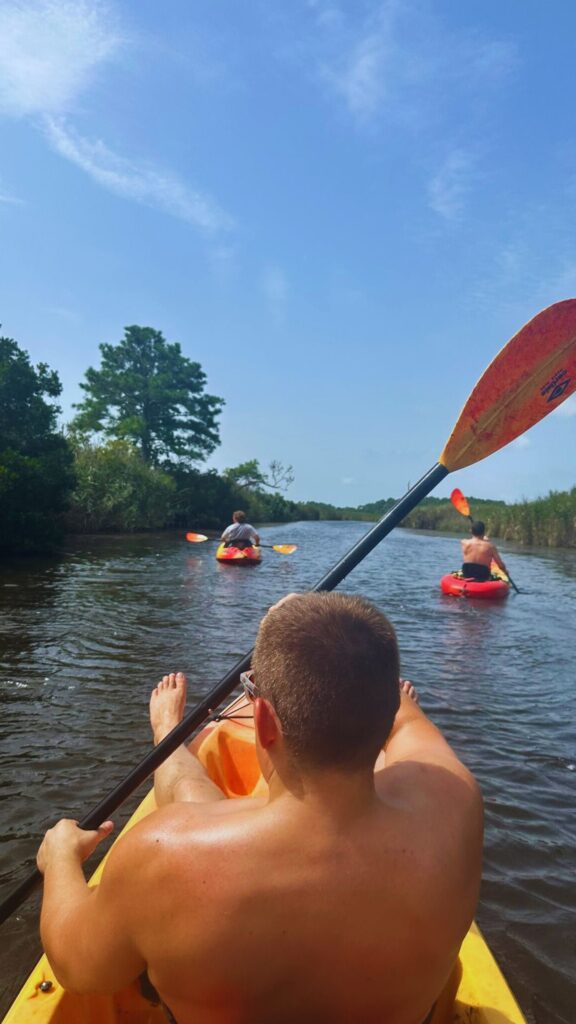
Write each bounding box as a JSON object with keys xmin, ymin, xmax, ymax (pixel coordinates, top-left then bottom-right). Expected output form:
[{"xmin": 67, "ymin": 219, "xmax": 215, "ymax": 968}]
[{"xmin": 4, "ymin": 709, "xmax": 527, "ymax": 1024}]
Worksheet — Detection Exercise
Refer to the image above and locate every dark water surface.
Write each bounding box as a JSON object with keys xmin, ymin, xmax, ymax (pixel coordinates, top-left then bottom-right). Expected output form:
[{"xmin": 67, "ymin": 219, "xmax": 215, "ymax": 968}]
[{"xmin": 0, "ymin": 523, "xmax": 574, "ymax": 1022}]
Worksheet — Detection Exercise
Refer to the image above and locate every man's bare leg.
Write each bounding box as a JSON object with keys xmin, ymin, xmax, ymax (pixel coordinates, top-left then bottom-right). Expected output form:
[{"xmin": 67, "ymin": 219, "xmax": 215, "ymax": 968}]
[
  {"xmin": 150, "ymin": 672, "xmax": 225, "ymax": 806},
  {"xmin": 374, "ymin": 679, "xmax": 418, "ymax": 772}
]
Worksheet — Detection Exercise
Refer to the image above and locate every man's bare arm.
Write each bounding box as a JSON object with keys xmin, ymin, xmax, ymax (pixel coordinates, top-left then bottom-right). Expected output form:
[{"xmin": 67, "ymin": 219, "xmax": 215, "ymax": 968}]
[
  {"xmin": 489, "ymin": 545, "xmax": 508, "ymax": 574},
  {"xmin": 37, "ymin": 820, "xmax": 146, "ymax": 994}
]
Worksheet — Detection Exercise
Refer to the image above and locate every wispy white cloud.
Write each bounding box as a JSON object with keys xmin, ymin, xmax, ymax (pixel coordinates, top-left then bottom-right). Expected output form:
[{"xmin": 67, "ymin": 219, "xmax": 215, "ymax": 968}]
[
  {"xmin": 322, "ymin": 29, "xmax": 389, "ymax": 120},
  {"xmin": 0, "ymin": 0, "xmax": 121, "ymax": 117},
  {"xmin": 307, "ymin": 0, "xmax": 343, "ymax": 32},
  {"xmin": 428, "ymin": 149, "xmax": 477, "ymax": 221},
  {"xmin": 0, "ymin": 0, "xmax": 232, "ymax": 234},
  {"xmin": 475, "ymin": 228, "xmax": 576, "ymax": 315},
  {"xmin": 43, "ymin": 117, "xmax": 232, "ymax": 233},
  {"xmin": 311, "ymin": 2, "xmax": 397, "ymax": 122},
  {"xmin": 308, "ymin": 0, "xmax": 517, "ymax": 126},
  {"xmin": 0, "ymin": 181, "xmax": 24, "ymax": 205}
]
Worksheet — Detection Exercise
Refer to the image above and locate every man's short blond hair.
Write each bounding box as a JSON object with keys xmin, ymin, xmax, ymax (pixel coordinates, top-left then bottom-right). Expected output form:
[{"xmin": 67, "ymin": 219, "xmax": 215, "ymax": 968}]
[{"xmin": 253, "ymin": 592, "xmax": 400, "ymax": 771}]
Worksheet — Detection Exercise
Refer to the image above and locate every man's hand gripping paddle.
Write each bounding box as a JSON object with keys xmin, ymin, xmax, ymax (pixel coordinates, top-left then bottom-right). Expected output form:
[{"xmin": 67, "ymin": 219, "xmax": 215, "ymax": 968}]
[{"xmin": 2, "ymin": 298, "xmax": 576, "ymax": 923}]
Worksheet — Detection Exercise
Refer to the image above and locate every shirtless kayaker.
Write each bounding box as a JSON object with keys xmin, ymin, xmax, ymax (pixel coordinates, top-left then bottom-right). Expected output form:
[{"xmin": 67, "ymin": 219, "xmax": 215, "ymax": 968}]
[
  {"xmin": 37, "ymin": 592, "xmax": 483, "ymax": 1024},
  {"xmin": 461, "ymin": 520, "xmax": 509, "ymax": 582}
]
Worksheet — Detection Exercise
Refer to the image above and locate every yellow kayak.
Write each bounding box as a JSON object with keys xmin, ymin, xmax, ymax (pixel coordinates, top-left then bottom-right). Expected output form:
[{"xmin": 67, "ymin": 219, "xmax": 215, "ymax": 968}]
[{"xmin": 4, "ymin": 709, "xmax": 527, "ymax": 1024}]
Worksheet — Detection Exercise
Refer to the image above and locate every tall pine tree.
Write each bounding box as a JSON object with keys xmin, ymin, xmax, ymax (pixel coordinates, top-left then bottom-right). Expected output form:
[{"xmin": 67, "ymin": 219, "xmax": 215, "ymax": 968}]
[{"xmin": 73, "ymin": 326, "xmax": 224, "ymax": 466}]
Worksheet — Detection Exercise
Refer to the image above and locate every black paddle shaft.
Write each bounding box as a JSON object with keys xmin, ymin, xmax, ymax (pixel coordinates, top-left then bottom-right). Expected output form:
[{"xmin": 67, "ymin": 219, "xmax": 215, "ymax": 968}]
[{"xmin": 0, "ymin": 461, "xmax": 448, "ymax": 925}]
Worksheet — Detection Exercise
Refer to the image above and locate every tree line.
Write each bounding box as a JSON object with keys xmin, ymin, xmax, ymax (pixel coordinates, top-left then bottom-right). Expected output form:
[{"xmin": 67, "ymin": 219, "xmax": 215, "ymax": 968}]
[
  {"xmin": 0, "ymin": 326, "xmax": 310, "ymax": 553},
  {"xmin": 1, "ymin": 327, "xmax": 574, "ymax": 554}
]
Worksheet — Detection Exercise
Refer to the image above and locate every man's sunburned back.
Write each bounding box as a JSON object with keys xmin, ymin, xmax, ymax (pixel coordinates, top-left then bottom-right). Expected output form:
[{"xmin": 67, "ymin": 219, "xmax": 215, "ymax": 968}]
[
  {"xmin": 461, "ymin": 536, "xmax": 496, "ymax": 567},
  {"xmin": 111, "ymin": 754, "xmax": 481, "ymax": 1024}
]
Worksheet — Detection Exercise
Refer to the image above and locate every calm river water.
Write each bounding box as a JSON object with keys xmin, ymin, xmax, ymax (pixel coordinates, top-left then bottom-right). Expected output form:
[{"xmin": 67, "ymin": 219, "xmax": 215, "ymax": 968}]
[{"xmin": 0, "ymin": 522, "xmax": 574, "ymax": 1022}]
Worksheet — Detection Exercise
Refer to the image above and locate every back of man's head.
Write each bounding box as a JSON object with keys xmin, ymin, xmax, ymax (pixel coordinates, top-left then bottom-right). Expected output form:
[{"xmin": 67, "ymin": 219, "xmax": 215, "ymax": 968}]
[
  {"xmin": 252, "ymin": 592, "xmax": 400, "ymax": 772},
  {"xmin": 471, "ymin": 520, "xmax": 485, "ymax": 538},
  {"xmin": 233, "ymin": 510, "xmax": 246, "ymax": 523}
]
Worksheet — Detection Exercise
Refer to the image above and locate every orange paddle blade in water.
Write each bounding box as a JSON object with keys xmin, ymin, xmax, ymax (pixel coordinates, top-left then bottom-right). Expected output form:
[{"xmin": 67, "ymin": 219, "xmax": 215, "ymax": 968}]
[
  {"xmin": 185, "ymin": 532, "xmax": 209, "ymax": 542},
  {"xmin": 450, "ymin": 489, "xmax": 471, "ymax": 517},
  {"xmin": 271, "ymin": 544, "xmax": 297, "ymax": 554},
  {"xmin": 440, "ymin": 299, "xmax": 576, "ymax": 471}
]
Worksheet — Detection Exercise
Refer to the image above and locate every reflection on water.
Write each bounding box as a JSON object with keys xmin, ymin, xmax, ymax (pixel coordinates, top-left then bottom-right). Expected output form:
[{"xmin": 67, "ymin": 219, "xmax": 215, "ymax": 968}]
[{"xmin": 0, "ymin": 524, "xmax": 575, "ymax": 1024}]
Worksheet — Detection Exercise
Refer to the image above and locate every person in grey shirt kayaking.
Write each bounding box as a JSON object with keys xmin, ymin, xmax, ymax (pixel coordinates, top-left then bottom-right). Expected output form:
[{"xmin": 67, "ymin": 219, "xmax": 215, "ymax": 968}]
[{"xmin": 221, "ymin": 509, "xmax": 260, "ymax": 548}]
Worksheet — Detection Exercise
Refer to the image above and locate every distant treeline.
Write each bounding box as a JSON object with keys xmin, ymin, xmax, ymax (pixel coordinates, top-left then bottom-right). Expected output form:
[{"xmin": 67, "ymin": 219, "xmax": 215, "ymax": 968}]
[
  {"xmin": 64, "ymin": 455, "xmax": 576, "ymax": 550},
  {"xmin": 1, "ymin": 329, "xmax": 575, "ymax": 553},
  {"xmin": 316, "ymin": 491, "xmax": 576, "ymax": 548},
  {"xmin": 7, "ymin": 428, "xmax": 576, "ymax": 551}
]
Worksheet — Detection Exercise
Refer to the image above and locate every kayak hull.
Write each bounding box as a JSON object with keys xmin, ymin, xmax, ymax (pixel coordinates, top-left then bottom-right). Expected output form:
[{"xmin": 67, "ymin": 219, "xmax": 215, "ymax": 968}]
[
  {"xmin": 440, "ymin": 572, "xmax": 510, "ymax": 599},
  {"xmin": 4, "ymin": 705, "xmax": 526, "ymax": 1024},
  {"xmin": 216, "ymin": 543, "xmax": 261, "ymax": 565}
]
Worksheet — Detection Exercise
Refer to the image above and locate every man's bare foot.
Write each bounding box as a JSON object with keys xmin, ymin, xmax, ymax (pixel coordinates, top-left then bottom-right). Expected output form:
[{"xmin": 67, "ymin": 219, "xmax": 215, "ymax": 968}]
[
  {"xmin": 150, "ymin": 672, "xmax": 187, "ymax": 744},
  {"xmin": 400, "ymin": 678, "xmax": 418, "ymax": 703}
]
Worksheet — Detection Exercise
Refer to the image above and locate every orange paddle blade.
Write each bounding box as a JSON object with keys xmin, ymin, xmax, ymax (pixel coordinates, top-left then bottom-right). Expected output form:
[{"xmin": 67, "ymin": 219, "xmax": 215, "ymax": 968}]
[
  {"xmin": 450, "ymin": 488, "xmax": 470, "ymax": 517},
  {"xmin": 440, "ymin": 299, "xmax": 576, "ymax": 471},
  {"xmin": 185, "ymin": 532, "xmax": 209, "ymax": 543},
  {"xmin": 272, "ymin": 544, "xmax": 297, "ymax": 554}
]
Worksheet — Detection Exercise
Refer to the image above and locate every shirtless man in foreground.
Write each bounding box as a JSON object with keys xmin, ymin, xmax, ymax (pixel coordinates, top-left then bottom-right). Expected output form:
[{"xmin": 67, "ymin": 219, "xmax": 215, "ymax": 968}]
[
  {"xmin": 461, "ymin": 520, "xmax": 509, "ymax": 582},
  {"xmin": 37, "ymin": 592, "xmax": 483, "ymax": 1024}
]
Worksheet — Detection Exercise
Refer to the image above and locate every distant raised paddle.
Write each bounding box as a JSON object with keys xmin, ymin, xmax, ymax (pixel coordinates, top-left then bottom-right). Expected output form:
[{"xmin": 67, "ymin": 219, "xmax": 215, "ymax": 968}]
[
  {"xmin": 2, "ymin": 299, "xmax": 575, "ymax": 923},
  {"xmin": 186, "ymin": 532, "xmax": 297, "ymax": 554},
  {"xmin": 450, "ymin": 488, "xmax": 473, "ymax": 521}
]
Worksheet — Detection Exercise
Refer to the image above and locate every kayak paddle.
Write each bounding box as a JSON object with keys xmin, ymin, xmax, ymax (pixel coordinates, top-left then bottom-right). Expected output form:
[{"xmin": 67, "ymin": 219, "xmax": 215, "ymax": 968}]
[
  {"xmin": 450, "ymin": 488, "xmax": 473, "ymax": 522},
  {"xmin": 2, "ymin": 298, "xmax": 576, "ymax": 924},
  {"xmin": 450, "ymin": 489, "xmax": 520, "ymax": 593},
  {"xmin": 185, "ymin": 532, "xmax": 297, "ymax": 555}
]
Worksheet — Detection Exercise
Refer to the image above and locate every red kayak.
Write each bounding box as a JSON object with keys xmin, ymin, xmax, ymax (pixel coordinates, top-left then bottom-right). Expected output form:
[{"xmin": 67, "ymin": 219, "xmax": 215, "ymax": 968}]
[{"xmin": 440, "ymin": 564, "xmax": 510, "ymax": 600}]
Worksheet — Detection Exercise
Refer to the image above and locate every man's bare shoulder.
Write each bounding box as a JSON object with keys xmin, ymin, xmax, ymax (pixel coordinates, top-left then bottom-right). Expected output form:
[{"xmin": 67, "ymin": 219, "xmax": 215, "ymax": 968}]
[
  {"xmin": 99, "ymin": 795, "xmax": 269, "ymax": 902},
  {"xmin": 135, "ymin": 794, "xmax": 267, "ymax": 840}
]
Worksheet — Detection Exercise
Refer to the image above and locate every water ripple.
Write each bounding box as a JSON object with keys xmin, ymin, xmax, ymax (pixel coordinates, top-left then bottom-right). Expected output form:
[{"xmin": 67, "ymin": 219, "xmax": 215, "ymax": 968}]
[{"xmin": 0, "ymin": 525, "xmax": 575, "ymax": 1023}]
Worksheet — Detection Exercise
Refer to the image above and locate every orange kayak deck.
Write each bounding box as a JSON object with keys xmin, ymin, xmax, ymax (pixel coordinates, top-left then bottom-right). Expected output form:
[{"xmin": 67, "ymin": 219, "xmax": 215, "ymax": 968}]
[{"xmin": 216, "ymin": 543, "xmax": 261, "ymax": 564}]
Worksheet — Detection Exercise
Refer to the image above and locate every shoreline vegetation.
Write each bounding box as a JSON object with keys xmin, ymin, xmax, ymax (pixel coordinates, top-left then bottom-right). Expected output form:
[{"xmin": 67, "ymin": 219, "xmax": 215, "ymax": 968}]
[
  {"xmin": 2, "ymin": 328, "xmax": 575, "ymax": 555},
  {"xmin": 21, "ymin": 461, "xmax": 576, "ymax": 552}
]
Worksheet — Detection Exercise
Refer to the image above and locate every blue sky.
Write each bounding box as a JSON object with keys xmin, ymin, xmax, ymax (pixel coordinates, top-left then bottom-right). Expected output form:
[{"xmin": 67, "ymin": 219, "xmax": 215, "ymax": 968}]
[{"xmin": 1, "ymin": 0, "xmax": 575, "ymax": 507}]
